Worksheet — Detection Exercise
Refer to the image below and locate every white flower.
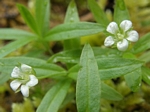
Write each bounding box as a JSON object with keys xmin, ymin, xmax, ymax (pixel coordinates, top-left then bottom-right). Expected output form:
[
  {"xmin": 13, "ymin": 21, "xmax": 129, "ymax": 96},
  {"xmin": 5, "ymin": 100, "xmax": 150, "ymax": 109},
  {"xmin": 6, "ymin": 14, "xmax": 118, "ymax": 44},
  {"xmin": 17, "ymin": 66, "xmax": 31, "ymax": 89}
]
[
  {"xmin": 10, "ymin": 64, "xmax": 38, "ymax": 97},
  {"xmin": 104, "ymin": 20, "xmax": 139, "ymax": 51}
]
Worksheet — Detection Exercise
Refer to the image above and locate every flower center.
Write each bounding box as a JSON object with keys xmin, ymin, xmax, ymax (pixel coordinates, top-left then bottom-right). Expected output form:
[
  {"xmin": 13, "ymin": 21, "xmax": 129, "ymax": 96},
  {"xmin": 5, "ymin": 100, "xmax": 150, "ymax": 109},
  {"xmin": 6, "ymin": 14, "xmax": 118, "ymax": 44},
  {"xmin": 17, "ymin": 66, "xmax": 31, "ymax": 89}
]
[{"xmin": 117, "ymin": 33, "xmax": 124, "ymax": 40}]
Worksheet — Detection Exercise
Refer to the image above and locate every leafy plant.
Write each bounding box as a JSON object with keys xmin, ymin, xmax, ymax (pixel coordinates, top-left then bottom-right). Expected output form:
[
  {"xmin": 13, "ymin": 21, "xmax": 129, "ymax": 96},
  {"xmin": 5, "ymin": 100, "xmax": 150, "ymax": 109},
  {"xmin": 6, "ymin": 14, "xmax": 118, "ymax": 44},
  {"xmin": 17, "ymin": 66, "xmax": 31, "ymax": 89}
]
[{"xmin": 0, "ymin": 0, "xmax": 150, "ymax": 111}]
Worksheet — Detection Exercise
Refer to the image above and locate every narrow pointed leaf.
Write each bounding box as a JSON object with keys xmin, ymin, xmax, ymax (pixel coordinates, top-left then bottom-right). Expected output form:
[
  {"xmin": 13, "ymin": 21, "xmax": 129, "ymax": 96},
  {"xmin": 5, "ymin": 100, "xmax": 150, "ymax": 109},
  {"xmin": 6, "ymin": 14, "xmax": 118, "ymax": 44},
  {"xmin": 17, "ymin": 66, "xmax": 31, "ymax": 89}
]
[
  {"xmin": 97, "ymin": 58, "xmax": 143, "ymax": 80},
  {"xmin": 101, "ymin": 83, "xmax": 123, "ymax": 101},
  {"xmin": 67, "ymin": 58, "xmax": 143, "ymax": 81},
  {"xmin": 37, "ymin": 79, "xmax": 72, "ymax": 112},
  {"xmin": 48, "ymin": 47, "xmax": 120, "ymax": 64},
  {"xmin": 0, "ymin": 37, "xmax": 35, "ymax": 58},
  {"xmin": 45, "ymin": 22, "xmax": 105, "ymax": 41},
  {"xmin": 124, "ymin": 68, "xmax": 142, "ymax": 92},
  {"xmin": 114, "ymin": 0, "xmax": 130, "ymax": 24},
  {"xmin": 35, "ymin": 0, "xmax": 50, "ymax": 36},
  {"xmin": 64, "ymin": 0, "xmax": 79, "ymax": 23},
  {"xmin": 0, "ymin": 29, "xmax": 36, "ymax": 40},
  {"xmin": 88, "ymin": 0, "xmax": 109, "ymax": 26},
  {"xmin": 17, "ymin": 4, "xmax": 39, "ymax": 34},
  {"xmin": 76, "ymin": 44, "xmax": 101, "ymax": 112},
  {"xmin": 64, "ymin": 0, "xmax": 80, "ymax": 51},
  {"xmin": 139, "ymin": 51, "xmax": 150, "ymax": 63},
  {"xmin": 142, "ymin": 67, "xmax": 150, "ymax": 85},
  {"xmin": 132, "ymin": 33, "xmax": 150, "ymax": 54}
]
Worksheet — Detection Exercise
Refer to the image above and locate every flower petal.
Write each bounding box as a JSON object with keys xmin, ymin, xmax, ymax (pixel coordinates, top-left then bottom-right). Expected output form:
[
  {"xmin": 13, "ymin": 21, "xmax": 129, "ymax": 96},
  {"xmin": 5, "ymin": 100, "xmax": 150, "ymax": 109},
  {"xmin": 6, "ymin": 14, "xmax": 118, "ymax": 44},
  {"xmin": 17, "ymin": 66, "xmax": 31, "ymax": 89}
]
[
  {"xmin": 11, "ymin": 67, "xmax": 21, "ymax": 78},
  {"xmin": 104, "ymin": 36, "xmax": 115, "ymax": 47},
  {"xmin": 127, "ymin": 30, "xmax": 139, "ymax": 42},
  {"xmin": 106, "ymin": 22, "xmax": 119, "ymax": 34},
  {"xmin": 120, "ymin": 20, "xmax": 132, "ymax": 32},
  {"xmin": 26, "ymin": 75, "xmax": 38, "ymax": 87},
  {"xmin": 21, "ymin": 85, "xmax": 29, "ymax": 97},
  {"xmin": 10, "ymin": 80, "xmax": 21, "ymax": 91},
  {"xmin": 21, "ymin": 64, "xmax": 32, "ymax": 73},
  {"xmin": 117, "ymin": 39, "xmax": 128, "ymax": 51}
]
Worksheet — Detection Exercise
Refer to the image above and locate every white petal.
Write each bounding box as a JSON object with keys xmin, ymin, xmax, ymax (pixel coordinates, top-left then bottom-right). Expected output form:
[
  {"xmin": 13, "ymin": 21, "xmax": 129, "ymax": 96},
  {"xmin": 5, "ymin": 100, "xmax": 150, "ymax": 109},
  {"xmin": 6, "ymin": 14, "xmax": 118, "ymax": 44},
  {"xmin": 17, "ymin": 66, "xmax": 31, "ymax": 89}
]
[
  {"xmin": 21, "ymin": 85, "xmax": 29, "ymax": 97},
  {"xmin": 120, "ymin": 20, "xmax": 132, "ymax": 32},
  {"xmin": 11, "ymin": 67, "xmax": 21, "ymax": 78},
  {"xmin": 26, "ymin": 75, "xmax": 38, "ymax": 87},
  {"xmin": 21, "ymin": 64, "xmax": 32, "ymax": 73},
  {"xmin": 106, "ymin": 22, "xmax": 119, "ymax": 34},
  {"xmin": 117, "ymin": 39, "xmax": 128, "ymax": 51},
  {"xmin": 127, "ymin": 30, "xmax": 139, "ymax": 42},
  {"xmin": 10, "ymin": 80, "xmax": 21, "ymax": 91},
  {"xmin": 104, "ymin": 36, "xmax": 115, "ymax": 47}
]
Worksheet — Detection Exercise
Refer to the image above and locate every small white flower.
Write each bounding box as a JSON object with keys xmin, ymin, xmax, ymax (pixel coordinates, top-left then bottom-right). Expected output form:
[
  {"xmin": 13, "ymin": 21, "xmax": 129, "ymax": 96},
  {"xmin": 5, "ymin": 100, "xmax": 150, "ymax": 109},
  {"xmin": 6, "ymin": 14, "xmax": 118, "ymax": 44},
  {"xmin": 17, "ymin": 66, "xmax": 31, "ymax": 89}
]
[
  {"xmin": 10, "ymin": 64, "xmax": 38, "ymax": 97},
  {"xmin": 104, "ymin": 20, "xmax": 139, "ymax": 51}
]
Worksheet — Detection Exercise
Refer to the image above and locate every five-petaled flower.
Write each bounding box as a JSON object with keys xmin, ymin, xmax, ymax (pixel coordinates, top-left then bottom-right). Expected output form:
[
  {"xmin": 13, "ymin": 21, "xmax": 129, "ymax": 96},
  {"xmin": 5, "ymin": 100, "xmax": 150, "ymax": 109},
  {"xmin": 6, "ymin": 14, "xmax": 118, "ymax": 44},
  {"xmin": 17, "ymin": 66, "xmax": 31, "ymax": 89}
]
[
  {"xmin": 104, "ymin": 20, "xmax": 139, "ymax": 51},
  {"xmin": 10, "ymin": 64, "xmax": 38, "ymax": 97}
]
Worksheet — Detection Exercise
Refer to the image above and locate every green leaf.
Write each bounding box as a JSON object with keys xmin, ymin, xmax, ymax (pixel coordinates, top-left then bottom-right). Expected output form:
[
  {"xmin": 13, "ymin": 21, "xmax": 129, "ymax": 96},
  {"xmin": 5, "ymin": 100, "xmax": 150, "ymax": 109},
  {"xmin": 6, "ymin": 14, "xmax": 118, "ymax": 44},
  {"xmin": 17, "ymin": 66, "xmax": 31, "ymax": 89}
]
[
  {"xmin": 35, "ymin": 0, "xmax": 50, "ymax": 36},
  {"xmin": 88, "ymin": 0, "xmax": 109, "ymax": 26},
  {"xmin": 68, "ymin": 64, "xmax": 81, "ymax": 80},
  {"xmin": 76, "ymin": 44, "xmax": 101, "ymax": 112},
  {"xmin": 114, "ymin": 0, "xmax": 130, "ymax": 24},
  {"xmin": 48, "ymin": 47, "xmax": 121, "ymax": 64},
  {"xmin": 142, "ymin": 66, "xmax": 150, "ymax": 85},
  {"xmin": 17, "ymin": 4, "xmax": 39, "ymax": 35},
  {"xmin": 36, "ymin": 79, "xmax": 72, "ymax": 112},
  {"xmin": 63, "ymin": 0, "xmax": 80, "ymax": 51},
  {"xmin": 0, "ymin": 70, "xmax": 11, "ymax": 85},
  {"xmin": 139, "ymin": 51, "xmax": 150, "ymax": 63},
  {"xmin": 0, "ymin": 57, "xmax": 66, "ymax": 84},
  {"xmin": 64, "ymin": 0, "xmax": 79, "ymax": 23},
  {"xmin": 124, "ymin": 68, "xmax": 142, "ymax": 92},
  {"xmin": 132, "ymin": 33, "xmax": 150, "ymax": 54},
  {"xmin": 0, "ymin": 29, "xmax": 37, "ymax": 40},
  {"xmin": 101, "ymin": 83, "xmax": 123, "ymax": 101},
  {"xmin": 48, "ymin": 49, "xmax": 81, "ymax": 63},
  {"xmin": 45, "ymin": 22, "xmax": 105, "ymax": 41},
  {"xmin": 0, "ymin": 37, "xmax": 35, "ymax": 58},
  {"xmin": 67, "ymin": 58, "xmax": 143, "ymax": 81},
  {"xmin": 98, "ymin": 58, "xmax": 143, "ymax": 80}
]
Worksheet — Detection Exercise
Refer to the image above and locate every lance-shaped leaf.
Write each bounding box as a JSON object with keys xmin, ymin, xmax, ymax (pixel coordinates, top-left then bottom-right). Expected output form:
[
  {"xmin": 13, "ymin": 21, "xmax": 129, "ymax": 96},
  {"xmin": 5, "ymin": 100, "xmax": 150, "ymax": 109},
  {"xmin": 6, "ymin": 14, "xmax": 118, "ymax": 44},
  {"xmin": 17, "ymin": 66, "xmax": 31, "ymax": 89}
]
[
  {"xmin": 97, "ymin": 58, "xmax": 143, "ymax": 80},
  {"xmin": 88, "ymin": 0, "xmax": 109, "ymax": 26},
  {"xmin": 36, "ymin": 79, "xmax": 72, "ymax": 112},
  {"xmin": 139, "ymin": 51, "xmax": 150, "ymax": 63},
  {"xmin": 76, "ymin": 44, "xmax": 101, "ymax": 112},
  {"xmin": 48, "ymin": 49, "xmax": 81, "ymax": 63},
  {"xmin": 124, "ymin": 68, "xmax": 142, "ymax": 92},
  {"xmin": 17, "ymin": 4, "xmax": 39, "ymax": 35},
  {"xmin": 68, "ymin": 58, "xmax": 143, "ymax": 81},
  {"xmin": 132, "ymin": 33, "xmax": 150, "ymax": 54},
  {"xmin": 101, "ymin": 83, "xmax": 123, "ymax": 101},
  {"xmin": 142, "ymin": 66, "xmax": 150, "ymax": 85},
  {"xmin": 114, "ymin": 0, "xmax": 130, "ymax": 24},
  {"xmin": 48, "ymin": 47, "xmax": 120, "ymax": 64},
  {"xmin": 35, "ymin": 0, "xmax": 50, "ymax": 36},
  {"xmin": 45, "ymin": 22, "xmax": 105, "ymax": 41},
  {"xmin": 63, "ymin": 0, "xmax": 80, "ymax": 51},
  {"xmin": 0, "ymin": 29, "xmax": 37, "ymax": 40},
  {"xmin": 0, "ymin": 37, "xmax": 35, "ymax": 58}
]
